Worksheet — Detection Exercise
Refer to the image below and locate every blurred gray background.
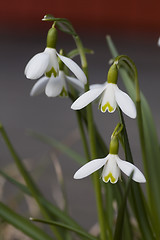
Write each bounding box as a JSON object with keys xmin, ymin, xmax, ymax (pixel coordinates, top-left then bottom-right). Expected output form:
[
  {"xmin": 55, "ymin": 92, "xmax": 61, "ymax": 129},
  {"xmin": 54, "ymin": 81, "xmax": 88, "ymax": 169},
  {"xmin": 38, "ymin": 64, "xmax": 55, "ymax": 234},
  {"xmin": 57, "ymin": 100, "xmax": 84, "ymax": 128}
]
[{"xmin": 0, "ymin": 1, "xmax": 160, "ymax": 236}]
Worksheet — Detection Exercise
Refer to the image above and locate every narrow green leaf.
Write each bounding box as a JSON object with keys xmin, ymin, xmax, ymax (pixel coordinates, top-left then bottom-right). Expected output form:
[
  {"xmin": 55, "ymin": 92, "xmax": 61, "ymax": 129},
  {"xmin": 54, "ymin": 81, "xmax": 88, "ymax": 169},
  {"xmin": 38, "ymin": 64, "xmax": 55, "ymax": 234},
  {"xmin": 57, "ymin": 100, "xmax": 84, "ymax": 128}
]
[
  {"xmin": 0, "ymin": 170, "xmax": 92, "ymax": 240},
  {"xmin": 0, "ymin": 201, "xmax": 53, "ymax": 240},
  {"xmin": 0, "ymin": 124, "xmax": 66, "ymax": 240},
  {"xmin": 106, "ymin": 36, "xmax": 160, "ymax": 237},
  {"xmin": 30, "ymin": 218, "xmax": 97, "ymax": 240},
  {"xmin": 113, "ymin": 172, "xmax": 133, "ymax": 240},
  {"xmin": 67, "ymin": 48, "xmax": 94, "ymax": 59},
  {"xmin": 0, "ymin": 170, "xmax": 31, "ymax": 196},
  {"xmin": 119, "ymin": 110, "xmax": 155, "ymax": 240},
  {"xmin": 28, "ymin": 130, "xmax": 87, "ymax": 165}
]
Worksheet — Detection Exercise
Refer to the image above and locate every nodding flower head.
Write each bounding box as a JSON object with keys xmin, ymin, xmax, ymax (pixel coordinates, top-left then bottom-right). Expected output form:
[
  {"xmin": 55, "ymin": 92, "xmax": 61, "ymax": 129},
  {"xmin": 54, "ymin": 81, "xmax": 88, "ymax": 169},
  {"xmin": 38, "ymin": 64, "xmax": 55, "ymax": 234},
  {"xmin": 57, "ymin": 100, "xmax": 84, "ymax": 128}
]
[
  {"xmin": 71, "ymin": 63, "xmax": 136, "ymax": 119},
  {"xmin": 74, "ymin": 135, "xmax": 145, "ymax": 184},
  {"xmin": 25, "ymin": 26, "xmax": 87, "ymax": 85}
]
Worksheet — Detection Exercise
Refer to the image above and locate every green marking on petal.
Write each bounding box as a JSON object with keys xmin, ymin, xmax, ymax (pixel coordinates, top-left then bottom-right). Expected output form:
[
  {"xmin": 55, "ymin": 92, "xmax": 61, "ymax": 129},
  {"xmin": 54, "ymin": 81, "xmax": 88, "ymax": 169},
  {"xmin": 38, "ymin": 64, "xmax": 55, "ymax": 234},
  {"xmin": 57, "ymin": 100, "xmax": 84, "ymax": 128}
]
[
  {"xmin": 104, "ymin": 172, "xmax": 116, "ymax": 183},
  {"xmin": 102, "ymin": 102, "xmax": 114, "ymax": 112},
  {"xmin": 60, "ymin": 87, "xmax": 68, "ymax": 97},
  {"xmin": 46, "ymin": 67, "xmax": 58, "ymax": 78}
]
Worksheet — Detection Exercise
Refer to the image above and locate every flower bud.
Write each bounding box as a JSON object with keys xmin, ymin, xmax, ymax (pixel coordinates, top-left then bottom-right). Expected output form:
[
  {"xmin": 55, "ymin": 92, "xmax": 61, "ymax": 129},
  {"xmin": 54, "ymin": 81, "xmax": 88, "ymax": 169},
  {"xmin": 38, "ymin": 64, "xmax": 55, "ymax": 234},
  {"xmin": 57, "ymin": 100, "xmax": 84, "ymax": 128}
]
[
  {"xmin": 47, "ymin": 27, "xmax": 57, "ymax": 49},
  {"xmin": 107, "ymin": 64, "xmax": 118, "ymax": 84},
  {"xmin": 109, "ymin": 136, "xmax": 119, "ymax": 154}
]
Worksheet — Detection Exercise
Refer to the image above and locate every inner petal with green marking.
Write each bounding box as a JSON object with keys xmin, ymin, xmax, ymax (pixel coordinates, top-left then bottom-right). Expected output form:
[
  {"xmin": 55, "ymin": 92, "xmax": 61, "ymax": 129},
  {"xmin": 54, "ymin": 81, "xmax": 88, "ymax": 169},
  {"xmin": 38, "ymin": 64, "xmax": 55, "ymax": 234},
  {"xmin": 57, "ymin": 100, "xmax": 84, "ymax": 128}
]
[
  {"xmin": 60, "ymin": 87, "xmax": 68, "ymax": 97},
  {"xmin": 46, "ymin": 67, "xmax": 58, "ymax": 78},
  {"xmin": 104, "ymin": 172, "xmax": 116, "ymax": 183},
  {"xmin": 102, "ymin": 102, "xmax": 114, "ymax": 112}
]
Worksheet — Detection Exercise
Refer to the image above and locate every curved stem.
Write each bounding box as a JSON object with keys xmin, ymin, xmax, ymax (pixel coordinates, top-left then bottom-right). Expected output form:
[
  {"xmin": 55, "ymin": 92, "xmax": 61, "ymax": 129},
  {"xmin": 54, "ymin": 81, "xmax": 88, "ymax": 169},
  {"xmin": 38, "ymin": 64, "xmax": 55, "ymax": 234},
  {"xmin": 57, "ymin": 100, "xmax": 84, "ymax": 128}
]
[
  {"xmin": 76, "ymin": 111, "xmax": 90, "ymax": 160},
  {"xmin": 114, "ymin": 55, "xmax": 140, "ymax": 102},
  {"xmin": 73, "ymin": 35, "xmax": 107, "ymax": 240},
  {"xmin": 114, "ymin": 55, "xmax": 151, "ymax": 216},
  {"xmin": 112, "ymin": 123, "xmax": 123, "ymax": 138}
]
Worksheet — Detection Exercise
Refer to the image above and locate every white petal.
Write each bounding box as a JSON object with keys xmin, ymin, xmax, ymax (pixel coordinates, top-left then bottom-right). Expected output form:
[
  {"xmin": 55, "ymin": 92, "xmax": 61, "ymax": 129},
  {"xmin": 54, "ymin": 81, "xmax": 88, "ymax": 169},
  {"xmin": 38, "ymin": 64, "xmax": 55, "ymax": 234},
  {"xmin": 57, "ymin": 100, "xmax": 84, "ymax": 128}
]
[
  {"xmin": 45, "ymin": 75, "xmax": 63, "ymax": 97},
  {"xmin": 45, "ymin": 48, "xmax": 59, "ymax": 74},
  {"xmin": 115, "ymin": 86, "xmax": 137, "ymax": 118},
  {"xmin": 100, "ymin": 83, "xmax": 117, "ymax": 113},
  {"xmin": 30, "ymin": 76, "xmax": 49, "ymax": 96},
  {"xmin": 90, "ymin": 82, "xmax": 107, "ymax": 90},
  {"xmin": 102, "ymin": 154, "xmax": 120, "ymax": 183},
  {"xmin": 25, "ymin": 52, "xmax": 49, "ymax": 79},
  {"xmin": 116, "ymin": 156, "xmax": 146, "ymax": 183},
  {"xmin": 74, "ymin": 157, "xmax": 107, "ymax": 179},
  {"xmin": 65, "ymin": 75, "xmax": 84, "ymax": 92},
  {"xmin": 158, "ymin": 37, "xmax": 160, "ymax": 47},
  {"xmin": 57, "ymin": 53, "xmax": 87, "ymax": 84},
  {"xmin": 71, "ymin": 85, "xmax": 106, "ymax": 110}
]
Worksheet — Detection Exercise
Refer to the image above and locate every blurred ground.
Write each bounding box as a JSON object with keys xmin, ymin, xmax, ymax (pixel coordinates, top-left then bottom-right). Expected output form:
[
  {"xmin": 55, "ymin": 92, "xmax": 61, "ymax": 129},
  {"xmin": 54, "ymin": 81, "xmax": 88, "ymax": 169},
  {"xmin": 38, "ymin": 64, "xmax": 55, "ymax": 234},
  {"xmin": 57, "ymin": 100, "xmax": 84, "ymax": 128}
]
[{"xmin": 0, "ymin": 28, "xmax": 160, "ymax": 233}]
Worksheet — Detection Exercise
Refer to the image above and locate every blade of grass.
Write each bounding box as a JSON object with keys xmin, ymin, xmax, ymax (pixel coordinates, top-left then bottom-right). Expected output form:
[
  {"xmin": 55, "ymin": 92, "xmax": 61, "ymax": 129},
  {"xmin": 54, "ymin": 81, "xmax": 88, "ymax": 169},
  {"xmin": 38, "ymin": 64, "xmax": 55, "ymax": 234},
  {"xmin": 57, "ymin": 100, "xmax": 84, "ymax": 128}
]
[
  {"xmin": 0, "ymin": 170, "xmax": 95, "ymax": 240},
  {"xmin": 67, "ymin": 48, "xmax": 94, "ymax": 59},
  {"xmin": 28, "ymin": 130, "xmax": 87, "ymax": 165},
  {"xmin": 30, "ymin": 218, "xmax": 97, "ymax": 240},
  {"xmin": 119, "ymin": 111, "xmax": 155, "ymax": 240},
  {"xmin": 106, "ymin": 36, "xmax": 160, "ymax": 237},
  {"xmin": 113, "ymin": 172, "xmax": 133, "ymax": 240},
  {"xmin": 0, "ymin": 201, "xmax": 53, "ymax": 240},
  {"xmin": 0, "ymin": 124, "xmax": 68, "ymax": 240}
]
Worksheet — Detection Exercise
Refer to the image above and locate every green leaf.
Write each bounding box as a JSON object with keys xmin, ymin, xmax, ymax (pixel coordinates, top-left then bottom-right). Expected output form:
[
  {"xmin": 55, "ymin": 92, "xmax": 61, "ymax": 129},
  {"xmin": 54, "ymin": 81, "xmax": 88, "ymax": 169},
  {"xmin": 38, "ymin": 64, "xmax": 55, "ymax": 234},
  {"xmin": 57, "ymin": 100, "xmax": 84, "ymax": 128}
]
[
  {"xmin": 28, "ymin": 130, "xmax": 87, "ymax": 165},
  {"xmin": 30, "ymin": 218, "xmax": 97, "ymax": 240},
  {"xmin": 113, "ymin": 172, "xmax": 133, "ymax": 240},
  {"xmin": 0, "ymin": 170, "xmax": 92, "ymax": 240},
  {"xmin": 0, "ymin": 169, "xmax": 31, "ymax": 195},
  {"xmin": 67, "ymin": 48, "xmax": 94, "ymax": 59},
  {"xmin": 0, "ymin": 201, "xmax": 53, "ymax": 240},
  {"xmin": 119, "ymin": 110, "xmax": 155, "ymax": 240},
  {"xmin": 106, "ymin": 36, "xmax": 160, "ymax": 238},
  {"xmin": 0, "ymin": 124, "xmax": 72, "ymax": 240}
]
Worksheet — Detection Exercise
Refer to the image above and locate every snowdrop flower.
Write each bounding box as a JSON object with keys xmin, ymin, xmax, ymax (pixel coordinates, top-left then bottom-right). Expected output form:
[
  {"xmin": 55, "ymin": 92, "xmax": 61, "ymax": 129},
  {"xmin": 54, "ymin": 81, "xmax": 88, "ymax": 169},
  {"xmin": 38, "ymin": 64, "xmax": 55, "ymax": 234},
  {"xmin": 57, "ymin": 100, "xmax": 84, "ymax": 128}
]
[
  {"xmin": 74, "ymin": 154, "xmax": 146, "ymax": 184},
  {"xmin": 74, "ymin": 136, "xmax": 146, "ymax": 184},
  {"xmin": 30, "ymin": 70, "xmax": 84, "ymax": 97},
  {"xmin": 25, "ymin": 27, "xmax": 87, "ymax": 85},
  {"xmin": 71, "ymin": 63, "xmax": 136, "ymax": 119},
  {"xmin": 158, "ymin": 37, "xmax": 160, "ymax": 47}
]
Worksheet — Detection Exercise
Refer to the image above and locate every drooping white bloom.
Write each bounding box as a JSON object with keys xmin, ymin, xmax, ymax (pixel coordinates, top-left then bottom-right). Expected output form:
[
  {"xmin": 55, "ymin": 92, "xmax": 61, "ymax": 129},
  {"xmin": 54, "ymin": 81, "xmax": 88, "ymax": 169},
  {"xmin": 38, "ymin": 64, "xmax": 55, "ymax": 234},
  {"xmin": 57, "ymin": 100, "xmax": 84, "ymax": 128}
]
[
  {"xmin": 158, "ymin": 37, "xmax": 160, "ymax": 47},
  {"xmin": 74, "ymin": 154, "xmax": 146, "ymax": 184},
  {"xmin": 30, "ymin": 71, "xmax": 84, "ymax": 97},
  {"xmin": 25, "ymin": 47, "xmax": 87, "ymax": 84},
  {"xmin": 71, "ymin": 82, "xmax": 136, "ymax": 119}
]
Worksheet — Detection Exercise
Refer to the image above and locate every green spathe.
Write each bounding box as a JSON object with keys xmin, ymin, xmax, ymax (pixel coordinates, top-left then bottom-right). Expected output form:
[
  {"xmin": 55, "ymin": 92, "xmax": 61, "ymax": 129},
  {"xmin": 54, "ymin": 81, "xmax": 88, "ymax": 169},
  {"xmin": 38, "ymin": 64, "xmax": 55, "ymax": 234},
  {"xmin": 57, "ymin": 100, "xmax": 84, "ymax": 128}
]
[
  {"xmin": 47, "ymin": 27, "xmax": 57, "ymax": 49},
  {"xmin": 109, "ymin": 136, "xmax": 119, "ymax": 154},
  {"xmin": 107, "ymin": 63, "xmax": 118, "ymax": 84}
]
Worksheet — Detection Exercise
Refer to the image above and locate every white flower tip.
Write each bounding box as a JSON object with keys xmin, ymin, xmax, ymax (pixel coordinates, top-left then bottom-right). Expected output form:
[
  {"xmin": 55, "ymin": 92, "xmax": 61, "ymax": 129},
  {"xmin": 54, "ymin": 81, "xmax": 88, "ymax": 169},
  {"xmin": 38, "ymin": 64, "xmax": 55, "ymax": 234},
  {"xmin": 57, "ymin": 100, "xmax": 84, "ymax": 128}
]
[
  {"xmin": 73, "ymin": 172, "xmax": 81, "ymax": 179},
  {"xmin": 71, "ymin": 102, "xmax": 80, "ymax": 110},
  {"xmin": 129, "ymin": 107, "xmax": 137, "ymax": 119},
  {"xmin": 116, "ymin": 157, "xmax": 146, "ymax": 183},
  {"xmin": 57, "ymin": 53, "xmax": 87, "ymax": 84},
  {"xmin": 30, "ymin": 91, "xmax": 34, "ymax": 96},
  {"xmin": 133, "ymin": 172, "xmax": 146, "ymax": 183},
  {"xmin": 158, "ymin": 37, "xmax": 160, "ymax": 47},
  {"xmin": 24, "ymin": 52, "xmax": 49, "ymax": 80},
  {"xmin": 73, "ymin": 158, "xmax": 107, "ymax": 180}
]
